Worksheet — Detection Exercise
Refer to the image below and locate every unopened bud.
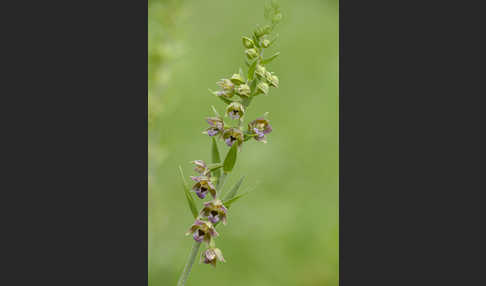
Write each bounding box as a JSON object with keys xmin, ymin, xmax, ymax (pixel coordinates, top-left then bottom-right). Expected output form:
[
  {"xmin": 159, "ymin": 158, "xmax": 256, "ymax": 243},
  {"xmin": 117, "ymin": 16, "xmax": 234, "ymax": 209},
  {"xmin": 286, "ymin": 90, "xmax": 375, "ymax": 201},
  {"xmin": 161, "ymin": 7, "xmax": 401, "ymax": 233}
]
[
  {"xmin": 230, "ymin": 73, "xmax": 245, "ymax": 85},
  {"xmin": 237, "ymin": 84, "xmax": 251, "ymax": 97},
  {"xmin": 242, "ymin": 36, "xmax": 255, "ymax": 48},
  {"xmin": 257, "ymin": 81, "xmax": 269, "ymax": 95},
  {"xmin": 255, "ymin": 65, "xmax": 266, "ymax": 79},
  {"xmin": 245, "ymin": 48, "xmax": 258, "ymax": 59},
  {"xmin": 261, "ymin": 38, "xmax": 271, "ymax": 48},
  {"xmin": 265, "ymin": 71, "xmax": 279, "ymax": 88}
]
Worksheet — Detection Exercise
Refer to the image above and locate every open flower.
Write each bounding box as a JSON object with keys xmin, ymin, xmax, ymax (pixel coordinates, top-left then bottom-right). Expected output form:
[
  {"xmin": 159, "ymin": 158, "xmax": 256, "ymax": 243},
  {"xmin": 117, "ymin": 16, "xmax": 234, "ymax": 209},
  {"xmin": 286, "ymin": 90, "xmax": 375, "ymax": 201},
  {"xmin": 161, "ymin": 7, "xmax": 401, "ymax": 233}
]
[
  {"xmin": 203, "ymin": 117, "xmax": 224, "ymax": 137},
  {"xmin": 190, "ymin": 176, "xmax": 216, "ymax": 199},
  {"xmin": 216, "ymin": 79, "xmax": 235, "ymax": 98},
  {"xmin": 201, "ymin": 200, "xmax": 228, "ymax": 225},
  {"xmin": 222, "ymin": 128, "xmax": 244, "ymax": 147},
  {"xmin": 192, "ymin": 160, "xmax": 209, "ymax": 175},
  {"xmin": 248, "ymin": 117, "xmax": 272, "ymax": 143},
  {"xmin": 186, "ymin": 219, "xmax": 219, "ymax": 243},
  {"xmin": 201, "ymin": 247, "xmax": 225, "ymax": 267},
  {"xmin": 226, "ymin": 102, "xmax": 245, "ymax": 120}
]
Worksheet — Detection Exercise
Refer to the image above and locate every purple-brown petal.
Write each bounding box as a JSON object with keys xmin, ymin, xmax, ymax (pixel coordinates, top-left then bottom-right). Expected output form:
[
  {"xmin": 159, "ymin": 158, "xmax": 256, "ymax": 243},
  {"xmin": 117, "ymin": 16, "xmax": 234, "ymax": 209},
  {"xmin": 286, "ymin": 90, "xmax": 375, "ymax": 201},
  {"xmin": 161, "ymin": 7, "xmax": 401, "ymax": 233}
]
[{"xmin": 225, "ymin": 138, "xmax": 234, "ymax": 147}]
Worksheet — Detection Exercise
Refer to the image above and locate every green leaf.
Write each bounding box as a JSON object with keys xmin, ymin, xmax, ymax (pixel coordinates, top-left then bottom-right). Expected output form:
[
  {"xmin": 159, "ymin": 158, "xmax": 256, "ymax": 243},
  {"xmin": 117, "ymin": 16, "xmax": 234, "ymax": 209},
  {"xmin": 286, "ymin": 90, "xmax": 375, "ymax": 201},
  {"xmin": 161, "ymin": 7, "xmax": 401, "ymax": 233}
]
[
  {"xmin": 211, "ymin": 105, "xmax": 220, "ymax": 117},
  {"xmin": 211, "ymin": 138, "xmax": 221, "ymax": 178},
  {"xmin": 223, "ymin": 192, "xmax": 249, "ymax": 209},
  {"xmin": 178, "ymin": 166, "xmax": 198, "ymax": 219},
  {"xmin": 269, "ymin": 33, "xmax": 279, "ymax": 46},
  {"xmin": 223, "ymin": 143, "xmax": 238, "ymax": 173},
  {"xmin": 261, "ymin": 52, "xmax": 280, "ymax": 65},
  {"xmin": 217, "ymin": 96, "xmax": 233, "ymax": 105},
  {"xmin": 223, "ymin": 176, "xmax": 245, "ymax": 201},
  {"xmin": 247, "ymin": 60, "xmax": 258, "ymax": 81},
  {"xmin": 207, "ymin": 163, "xmax": 223, "ymax": 170}
]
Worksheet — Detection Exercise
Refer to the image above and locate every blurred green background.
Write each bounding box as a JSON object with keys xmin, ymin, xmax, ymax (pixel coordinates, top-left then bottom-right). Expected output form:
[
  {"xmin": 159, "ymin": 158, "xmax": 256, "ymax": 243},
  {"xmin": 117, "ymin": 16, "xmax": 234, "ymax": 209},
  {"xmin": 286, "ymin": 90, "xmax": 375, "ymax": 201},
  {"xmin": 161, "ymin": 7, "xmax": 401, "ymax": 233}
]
[{"xmin": 148, "ymin": 0, "xmax": 338, "ymax": 285}]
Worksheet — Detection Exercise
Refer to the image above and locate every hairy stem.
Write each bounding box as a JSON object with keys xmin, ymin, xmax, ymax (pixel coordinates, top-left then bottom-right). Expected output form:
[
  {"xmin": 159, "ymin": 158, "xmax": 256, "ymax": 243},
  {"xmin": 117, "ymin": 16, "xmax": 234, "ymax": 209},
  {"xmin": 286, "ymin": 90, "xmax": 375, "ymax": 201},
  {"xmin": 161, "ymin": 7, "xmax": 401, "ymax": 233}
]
[{"xmin": 176, "ymin": 241, "xmax": 202, "ymax": 286}]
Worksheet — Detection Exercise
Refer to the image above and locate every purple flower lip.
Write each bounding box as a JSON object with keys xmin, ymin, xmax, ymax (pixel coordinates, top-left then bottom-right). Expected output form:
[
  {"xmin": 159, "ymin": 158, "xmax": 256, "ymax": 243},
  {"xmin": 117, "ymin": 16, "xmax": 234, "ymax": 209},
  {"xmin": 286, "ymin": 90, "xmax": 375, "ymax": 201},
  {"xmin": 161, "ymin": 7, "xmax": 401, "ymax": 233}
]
[
  {"xmin": 253, "ymin": 127, "xmax": 265, "ymax": 137},
  {"xmin": 195, "ymin": 189, "xmax": 206, "ymax": 199},
  {"xmin": 193, "ymin": 230, "xmax": 204, "ymax": 242},
  {"xmin": 207, "ymin": 129, "xmax": 219, "ymax": 136},
  {"xmin": 208, "ymin": 211, "xmax": 220, "ymax": 223},
  {"xmin": 229, "ymin": 111, "xmax": 240, "ymax": 120}
]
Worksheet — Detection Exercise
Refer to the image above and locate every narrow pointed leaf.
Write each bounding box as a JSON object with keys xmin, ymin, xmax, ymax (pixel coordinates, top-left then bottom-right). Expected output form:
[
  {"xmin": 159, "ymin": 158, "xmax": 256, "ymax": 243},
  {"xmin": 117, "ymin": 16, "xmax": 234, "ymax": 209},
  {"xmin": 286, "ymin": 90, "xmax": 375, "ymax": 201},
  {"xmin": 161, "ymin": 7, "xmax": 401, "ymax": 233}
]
[
  {"xmin": 211, "ymin": 138, "xmax": 221, "ymax": 178},
  {"xmin": 217, "ymin": 96, "xmax": 233, "ymax": 105},
  {"xmin": 261, "ymin": 52, "xmax": 280, "ymax": 65},
  {"xmin": 178, "ymin": 166, "xmax": 198, "ymax": 219},
  {"xmin": 223, "ymin": 192, "xmax": 249, "ymax": 209},
  {"xmin": 211, "ymin": 105, "xmax": 221, "ymax": 117},
  {"xmin": 223, "ymin": 143, "xmax": 238, "ymax": 173},
  {"xmin": 223, "ymin": 176, "xmax": 245, "ymax": 201},
  {"xmin": 207, "ymin": 163, "xmax": 223, "ymax": 170},
  {"xmin": 247, "ymin": 60, "xmax": 258, "ymax": 81}
]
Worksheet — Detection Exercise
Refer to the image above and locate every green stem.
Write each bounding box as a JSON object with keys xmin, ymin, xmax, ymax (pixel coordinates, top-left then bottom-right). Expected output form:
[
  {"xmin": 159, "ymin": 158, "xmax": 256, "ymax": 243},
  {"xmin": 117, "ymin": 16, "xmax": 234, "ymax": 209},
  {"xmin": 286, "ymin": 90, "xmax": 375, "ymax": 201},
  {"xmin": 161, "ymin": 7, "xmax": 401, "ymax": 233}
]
[{"xmin": 176, "ymin": 241, "xmax": 202, "ymax": 286}]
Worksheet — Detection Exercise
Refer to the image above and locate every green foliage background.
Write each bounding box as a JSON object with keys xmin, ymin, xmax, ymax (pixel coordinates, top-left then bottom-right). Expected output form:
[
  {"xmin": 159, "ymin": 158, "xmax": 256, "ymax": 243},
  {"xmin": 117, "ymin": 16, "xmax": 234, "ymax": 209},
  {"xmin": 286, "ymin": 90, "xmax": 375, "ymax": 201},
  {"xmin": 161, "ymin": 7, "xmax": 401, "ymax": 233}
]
[{"xmin": 149, "ymin": 0, "xmax": 338, "ymax": 285}]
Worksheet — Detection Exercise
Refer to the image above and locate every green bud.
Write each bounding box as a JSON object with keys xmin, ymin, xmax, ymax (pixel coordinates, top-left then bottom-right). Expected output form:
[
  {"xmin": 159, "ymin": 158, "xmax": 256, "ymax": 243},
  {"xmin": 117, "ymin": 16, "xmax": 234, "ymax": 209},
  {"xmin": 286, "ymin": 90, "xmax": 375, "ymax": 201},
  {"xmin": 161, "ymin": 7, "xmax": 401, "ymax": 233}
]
[
  {"xmin": 254, "ymin": 25, "xmax": 272, "ymax": 38},
  {"xmin": 237, "ymin": 84, "xmax": 251, "ymax": 97},
  {"xmin": 272, "ymin": 13, "xmax": 283, "ymax": 24},
  {"xmin": 266, "ymin": 72, "xmax": 279, "ymax": 88},
  {"xmin": 242, "ymin": 36, "xmax": 255, "ymax": 48},
  {"xmin": 255, "ymin": 65, "xmax": 266, "ymax": 79},
  {"xmin": 230, "ymin": 73, "xmax": 245, "ymax": 85},
  {"xmin": 254, "ymin": 26, "xmax": 265, "ymax": 38},
  {"xmin": 261, "ymin": 38, "xmax": 271, "ymax": 48},
  {"xmin": 245, "ymin": 48, "xmax": 258, "ymax": 59},
  {"xmin": 257, "ymin": 81, "xmax": 269, "ymax": 95}
]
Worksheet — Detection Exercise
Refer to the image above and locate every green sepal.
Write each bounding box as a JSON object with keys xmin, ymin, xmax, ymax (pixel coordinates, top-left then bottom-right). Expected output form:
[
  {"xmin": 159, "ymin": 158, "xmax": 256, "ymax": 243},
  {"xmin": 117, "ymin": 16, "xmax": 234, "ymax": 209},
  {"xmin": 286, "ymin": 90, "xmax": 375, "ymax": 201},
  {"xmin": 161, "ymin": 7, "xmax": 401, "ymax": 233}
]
[
  {"xmin": 211, "ymin": 138, "xmax": 221, "ymax": 178},
  {"xmin": 261, "ymin": 52, "xmax": 280, "ymax": 65},
  {"xmin": 223, "ymin": 143, "xmax": 238, "ymax": 173},
  {"xmin": 223, "ymin": 176, "xmax": 245, "ymax": 202},
  {"xmin": 178, "ymin": 165, "xmax": 198, "ymax": 219}
]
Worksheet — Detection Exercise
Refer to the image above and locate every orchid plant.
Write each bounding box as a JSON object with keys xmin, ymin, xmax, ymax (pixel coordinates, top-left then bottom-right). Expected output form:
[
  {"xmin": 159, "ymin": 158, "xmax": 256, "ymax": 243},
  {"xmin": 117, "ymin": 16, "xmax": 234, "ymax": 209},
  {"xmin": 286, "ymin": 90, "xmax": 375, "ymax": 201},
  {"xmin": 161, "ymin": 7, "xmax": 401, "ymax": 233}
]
[{"xmin": 176, "ymin": 2, "xmax": 282, "ymax": 285}]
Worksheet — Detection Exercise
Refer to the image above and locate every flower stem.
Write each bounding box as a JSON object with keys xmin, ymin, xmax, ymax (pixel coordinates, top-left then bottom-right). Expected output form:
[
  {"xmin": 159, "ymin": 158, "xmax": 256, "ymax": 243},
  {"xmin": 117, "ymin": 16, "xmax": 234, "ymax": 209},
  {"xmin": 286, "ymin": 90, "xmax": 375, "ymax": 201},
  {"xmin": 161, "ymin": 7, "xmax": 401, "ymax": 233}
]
[{"xmin": 177, "ymin": 241, "xmax": 202, "ymax": 286}]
